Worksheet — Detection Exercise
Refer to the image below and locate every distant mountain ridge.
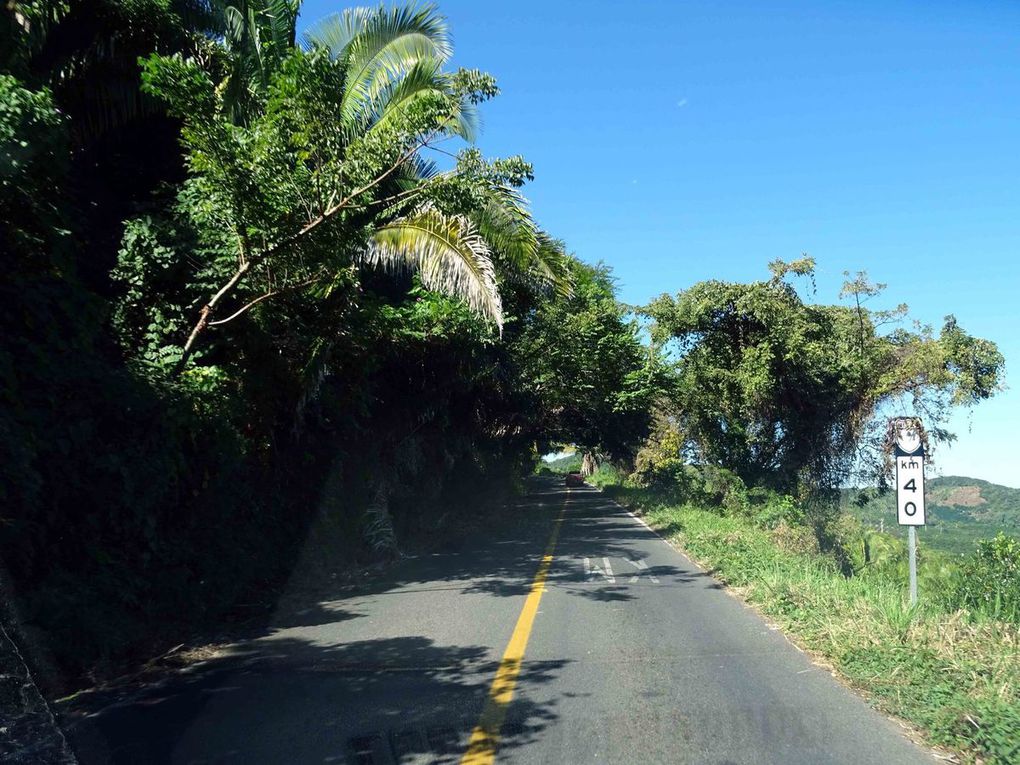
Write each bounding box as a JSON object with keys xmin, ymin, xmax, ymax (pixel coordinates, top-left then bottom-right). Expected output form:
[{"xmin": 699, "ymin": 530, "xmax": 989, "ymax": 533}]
[{"xmin": 842, "ymin": 475, "xmax": 1020, "ymax": 555}]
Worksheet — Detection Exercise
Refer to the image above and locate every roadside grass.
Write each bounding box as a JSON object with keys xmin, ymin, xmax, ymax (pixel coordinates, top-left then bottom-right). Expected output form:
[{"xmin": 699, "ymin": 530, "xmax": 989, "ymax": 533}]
[{"xmin": 601, "ymin": 483, "xmax": 1020, "ymax": 765}]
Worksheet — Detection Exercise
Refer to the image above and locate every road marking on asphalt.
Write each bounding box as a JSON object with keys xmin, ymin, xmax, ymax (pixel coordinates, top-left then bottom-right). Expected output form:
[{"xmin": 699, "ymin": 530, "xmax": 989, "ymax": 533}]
[
  {"xmin": 583, "ymin": 556, "xmax": 615, "ymax": 583},
  {"xmin": 460, "ymin": 491, "xmax": 568, "ymax": 765},
  {"xmin": 624, "ymin": 558, "xmax": 660, "ymax": 584}
]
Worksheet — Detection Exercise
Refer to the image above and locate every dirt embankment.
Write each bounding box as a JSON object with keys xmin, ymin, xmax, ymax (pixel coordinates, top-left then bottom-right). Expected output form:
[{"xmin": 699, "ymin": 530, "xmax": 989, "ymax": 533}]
[{"xmin": 937, "ymin": 485, "xmax": 986, "ymax": 508}]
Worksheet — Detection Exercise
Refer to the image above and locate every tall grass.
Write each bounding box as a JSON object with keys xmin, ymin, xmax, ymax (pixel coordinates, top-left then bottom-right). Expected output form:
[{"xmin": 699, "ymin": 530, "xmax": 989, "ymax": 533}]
[{"xmin": 587, "ymin": 463, "xmax": 622, "ymax": 488}]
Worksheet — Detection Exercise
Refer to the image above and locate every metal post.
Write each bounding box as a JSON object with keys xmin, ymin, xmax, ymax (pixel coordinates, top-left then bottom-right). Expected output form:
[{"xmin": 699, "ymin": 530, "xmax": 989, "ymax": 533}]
[{"xmin": 908, "ymin": 525, "xmax": 917, "ymax": 606}]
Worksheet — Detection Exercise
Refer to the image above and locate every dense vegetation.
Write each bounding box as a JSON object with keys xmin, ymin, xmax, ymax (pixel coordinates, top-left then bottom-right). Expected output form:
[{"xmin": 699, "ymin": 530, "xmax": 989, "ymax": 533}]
[
  {"xmin": 0, "ymin": 0, "xmax": 652, "ymax": 675},
  {"xmin": 644, "ymin": 260, "xmax": 1002, "ymax": 496},
  {"xmin": 2, "ymin": 4, "xmax": 1016, "ymax": 761}
]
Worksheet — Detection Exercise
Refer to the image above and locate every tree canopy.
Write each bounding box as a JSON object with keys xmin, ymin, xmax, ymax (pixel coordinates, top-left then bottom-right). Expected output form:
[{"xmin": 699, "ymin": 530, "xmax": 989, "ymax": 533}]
[
  {"xmin": 518, "ymin": 261, "xmax": 659, "ymax": 461},
  {"xmin": 644, "ymin": 260, "xmax": 1003, "ymax": 494}
]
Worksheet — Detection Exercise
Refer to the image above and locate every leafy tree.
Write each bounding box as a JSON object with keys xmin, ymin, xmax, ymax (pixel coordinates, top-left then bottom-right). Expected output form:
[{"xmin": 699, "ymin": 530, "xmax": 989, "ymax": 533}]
[
  {"xmin": 2, "ymin": 0, "xmax": 219, "ymax": 290},
  {"xmin": 131, "ymin": 4, "xmax": 561, "ymax": 375},
  {"xmin": 5, "ymin": 1, "xmax": 214, "ymax": 137},
  {"xmin": 645, "ymin": 260, "xmax": 1003, "ymax": 495},
  {"xmin": 517, "ymin": 260, "xmax": 658, "ymax": 464}
]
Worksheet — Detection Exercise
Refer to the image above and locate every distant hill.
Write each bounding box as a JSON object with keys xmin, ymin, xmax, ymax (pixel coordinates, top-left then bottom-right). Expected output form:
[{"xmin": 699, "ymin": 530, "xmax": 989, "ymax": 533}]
[
  {"xmin": 842, "ymin": 476, "xmax": 1020, "ymax": 555},
  {"xmin": 542, "ymin": 452, "xmax": 581, "ymax": 473}
]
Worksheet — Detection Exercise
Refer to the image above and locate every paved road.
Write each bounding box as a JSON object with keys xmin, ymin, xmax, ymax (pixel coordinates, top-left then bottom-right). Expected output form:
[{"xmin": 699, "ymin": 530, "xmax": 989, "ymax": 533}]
[{"xmin": 67, "ymin": 478, "xmax": 936, "ymax": 764}]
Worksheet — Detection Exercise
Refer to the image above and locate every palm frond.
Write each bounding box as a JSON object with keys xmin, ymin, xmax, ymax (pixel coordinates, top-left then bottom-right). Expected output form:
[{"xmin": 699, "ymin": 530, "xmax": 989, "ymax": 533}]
[
  {"xmin": 535, "ymin": 231, "xmax": 573, "ymax": 298},
  {"xmin": 300, "ymin": 6, "xmax": 372, "ymax": 54},
  {"xmin": 366, "ymin": 56, "xmax": 443, "ymax": 121},
  {"xmin": 406, "ymin": 152, "xmax": 439, "ymax": 181},
  {"xmin": 364, "ymin": 56, "xmax": 480, "ymax": 141},
  {"xmin": 388, "ymin": 151, "xmax": 439, "ymax": 195},
  {"xmin": 470, "ymin": 187, "xmax": 573, "ymax": 298},
  {"xmin": 221, "ymin": 3, "xmax": 248, "ymax": 47},
  {"xmin": 362, "ymin": 206, "xmax": 503, "ymax": 329},
  {"xmin": 264, "ymin": 0, "xmax": 299, "ymax": 50},
  {"xmin": 451, "ymin": 97, "xmax": 480, "ymax": 142},
  {"xmin": 473, "ymin": 185, "xmax": 538, "ymax": 266},
  {"xmin": 213, "ymin": 0, "xmax": 300, "ymax": 119},
  {"xmin": 304, "ymin": 3, "xmax": 451, "ymax": 128}
]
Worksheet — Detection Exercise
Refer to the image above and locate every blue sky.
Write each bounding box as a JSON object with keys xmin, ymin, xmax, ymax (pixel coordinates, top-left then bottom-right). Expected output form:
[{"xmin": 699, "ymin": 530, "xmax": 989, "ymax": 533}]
[{"xmin": 301, "ymin": 0, "xmax": 1019, "ymax": 486}]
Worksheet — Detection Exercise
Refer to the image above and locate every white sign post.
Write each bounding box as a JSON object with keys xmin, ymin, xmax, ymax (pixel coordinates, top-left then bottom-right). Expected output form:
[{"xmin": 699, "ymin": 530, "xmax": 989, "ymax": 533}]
[{"xmin": 892, "ymin": 419, "xmax": 926, "ymax": 606}]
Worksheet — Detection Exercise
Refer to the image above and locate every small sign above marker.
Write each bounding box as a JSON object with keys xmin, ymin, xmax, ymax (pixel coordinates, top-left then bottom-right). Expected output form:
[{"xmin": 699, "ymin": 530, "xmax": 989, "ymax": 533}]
[{"xmin": 893, "ymin": 421, "xmax": 922, "ymax": 456}]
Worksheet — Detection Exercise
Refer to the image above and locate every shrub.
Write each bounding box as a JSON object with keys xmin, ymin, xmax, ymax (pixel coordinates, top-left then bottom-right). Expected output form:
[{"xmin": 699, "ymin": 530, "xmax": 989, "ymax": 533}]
[
  {"xmin": 631, "ymin": 454, "xmax": 686, "ymax": 494},
  {"xmin": 954, "ymin": 533, "xmax": 1020, "ymax": 623},
  {"xmin": 588, "ymin": 463, "xmax": 622, "ymax": 488},
  {"xmin": 695, "ymin": 465, "xmax": 749, "ymax": 516},
  {"xmin": 751, "ymin": 492, "xmax": 804, "ymax": 529}
]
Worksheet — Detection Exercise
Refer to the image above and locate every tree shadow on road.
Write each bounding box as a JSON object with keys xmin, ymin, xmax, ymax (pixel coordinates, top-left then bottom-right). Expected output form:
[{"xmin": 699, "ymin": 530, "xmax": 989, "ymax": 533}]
[
  {"xmin": 63, "ymin": 633, "xmax": 569, "ymax": 764},
  {"xmin": 59, "ymin": 478, "xmax": 715, "ymax": 764}
]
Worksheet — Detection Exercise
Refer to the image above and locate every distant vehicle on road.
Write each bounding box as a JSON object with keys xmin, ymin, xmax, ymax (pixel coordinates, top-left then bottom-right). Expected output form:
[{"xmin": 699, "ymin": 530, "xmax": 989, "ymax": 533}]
[{"xmin": 565, "ymin": 472, "xmax": 584, "ymax": 487}]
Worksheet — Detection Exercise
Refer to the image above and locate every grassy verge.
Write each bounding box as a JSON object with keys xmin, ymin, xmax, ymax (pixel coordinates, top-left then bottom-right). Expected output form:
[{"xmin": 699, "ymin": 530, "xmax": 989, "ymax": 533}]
[{"xmin": 600, "ymin": 481, "xmax": 1020, "ymax": 765}]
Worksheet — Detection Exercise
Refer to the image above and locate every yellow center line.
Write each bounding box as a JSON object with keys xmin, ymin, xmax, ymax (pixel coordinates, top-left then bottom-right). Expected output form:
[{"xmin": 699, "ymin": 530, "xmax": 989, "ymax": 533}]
[{"xmin": 460, "ymin": 490, "xmax": 569, "ymax": 765}]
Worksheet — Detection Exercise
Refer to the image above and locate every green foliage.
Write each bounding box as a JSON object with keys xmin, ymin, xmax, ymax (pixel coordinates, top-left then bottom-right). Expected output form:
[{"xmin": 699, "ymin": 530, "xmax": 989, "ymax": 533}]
[
  {"xmin": 955, "ymin": 533, "xmax": 1020, "ymax": 623},
  {"xmin": 5, "ymin": 1, "xmax": 216, "ymax": 136},
  {"xmin": 0, "ymin": 75, "xmax": 67, "ymax": 257},
  {"xmin": 135, "ymin": 18, "xmax": 561, "ymax": 374},
  {"xmin": 111, "ymin": 215, "xmax": 195, "ymax": 373},
  {"xmin": 749, "ymin": 490, "xmax": 804, "ymax": 529},
  {"xmin": 631, "ymin": 416, "xmax": 808, "ymax": 527},
  {"xmin": 3, "ymin": 0, "xmax": 220, "ymax": 298},
  {"xmin": 518, "ymin": 260, "xmax": 659, "ymax": 460},
  {"xmin": 644, "ymin": 262, "xmax": 1004, "ymax": 496},
  {"xmin": 587, "ymin": 462, "xmax": 623, "ymax": 489}
]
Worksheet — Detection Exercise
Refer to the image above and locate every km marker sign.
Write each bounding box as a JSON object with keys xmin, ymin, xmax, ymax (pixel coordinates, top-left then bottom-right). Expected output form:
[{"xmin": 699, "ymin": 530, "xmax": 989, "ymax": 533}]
[
  {"xmin": 895, "ymin": 452, "xmax": 925, "ymax": 526},
  {"xmin": 891, "ymin": 418, "xmax": 927, "ymax": 605}
]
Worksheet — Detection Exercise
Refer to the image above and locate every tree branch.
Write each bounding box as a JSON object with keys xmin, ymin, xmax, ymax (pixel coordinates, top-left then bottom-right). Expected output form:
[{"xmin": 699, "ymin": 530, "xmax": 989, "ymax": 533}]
[
  {"xmin": 175, "ymin": 260, "xmax": 250, "ymax": 374},
  {"xmin": 173, "ymin": 132, "xmax": 441, "ymax": 375},
  {"xmin": 207, "ymin": 274, "xmax": 323, "ymax": 327}
]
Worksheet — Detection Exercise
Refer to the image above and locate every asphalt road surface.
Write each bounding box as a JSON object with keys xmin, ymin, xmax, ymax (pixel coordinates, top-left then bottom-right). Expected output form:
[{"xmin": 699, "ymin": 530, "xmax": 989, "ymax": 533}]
[{"xmin": 68, "ymin": 478, "xmax": 937, "ymax": 764}]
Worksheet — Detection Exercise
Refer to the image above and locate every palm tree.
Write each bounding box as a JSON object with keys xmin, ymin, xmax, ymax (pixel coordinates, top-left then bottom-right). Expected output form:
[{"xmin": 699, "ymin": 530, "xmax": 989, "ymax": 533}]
[
  {"xmin": 214, "ymin": 0, "xmax": 301, "ymax": 123},
  {"xmin": 302, "ymin": 5, "xmax": 454, "ymax": 131},
  {"xmin": 177, "ymin": 2, "xmax": 570, "ymax": 369},
  {"xmin": 305, "ymin": 6, "xmax": 572, "ymax": 295}
]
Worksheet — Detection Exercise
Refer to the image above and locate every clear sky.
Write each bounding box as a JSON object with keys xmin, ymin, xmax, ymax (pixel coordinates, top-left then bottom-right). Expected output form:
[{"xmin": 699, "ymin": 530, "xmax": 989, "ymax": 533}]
[{"xmin": 300, "ymin": 0, "xmax": 1019, "ymax": 487}]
